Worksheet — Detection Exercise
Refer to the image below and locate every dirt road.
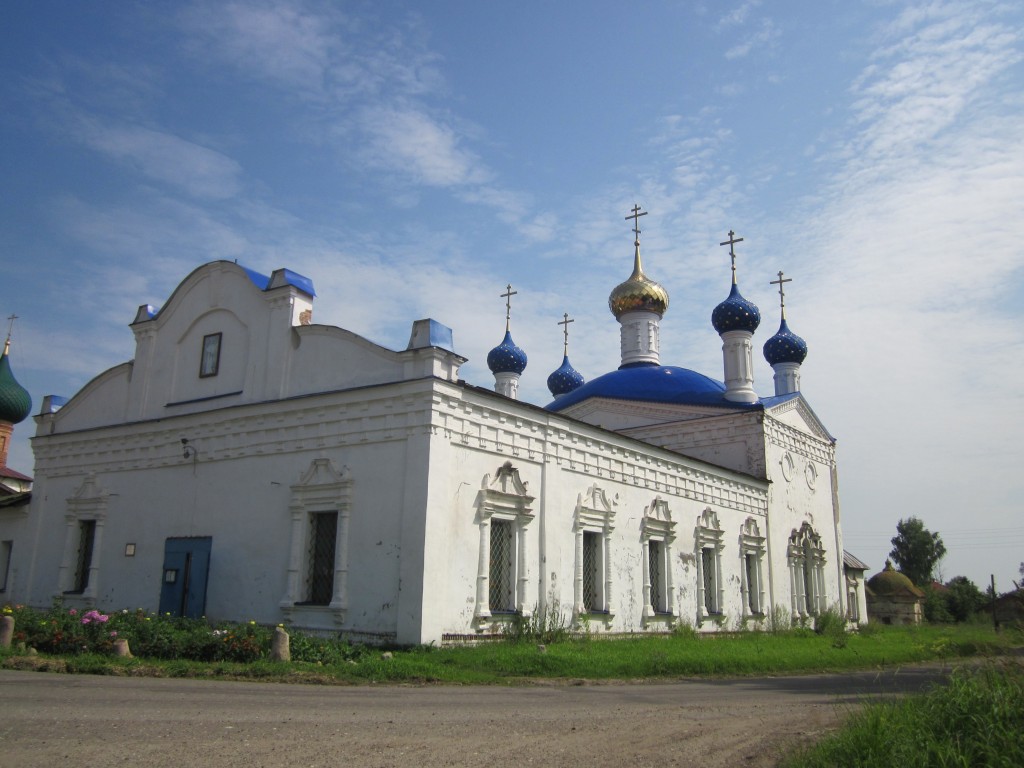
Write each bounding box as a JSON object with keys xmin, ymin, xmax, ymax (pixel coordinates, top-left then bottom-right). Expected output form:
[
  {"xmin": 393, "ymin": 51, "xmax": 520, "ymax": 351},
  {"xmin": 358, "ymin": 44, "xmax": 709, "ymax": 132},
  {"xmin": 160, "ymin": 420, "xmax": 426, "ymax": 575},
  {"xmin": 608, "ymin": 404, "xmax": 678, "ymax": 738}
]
[{"xmin": 0, "ymin": 666, "xmax": 949, "ymax": 767}]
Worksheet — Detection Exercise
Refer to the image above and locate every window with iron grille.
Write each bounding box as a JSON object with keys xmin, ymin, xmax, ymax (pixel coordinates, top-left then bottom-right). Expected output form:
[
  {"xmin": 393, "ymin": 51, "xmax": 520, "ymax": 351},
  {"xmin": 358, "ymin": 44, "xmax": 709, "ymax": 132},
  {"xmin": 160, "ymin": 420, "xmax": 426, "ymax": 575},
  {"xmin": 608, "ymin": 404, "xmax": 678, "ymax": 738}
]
[
  {"xmin": 847, "ymin": 586, "xmax": 859, "ymax": 621},
  {"xmin": 582, "ymin": 531, "xmax": 601, "ymax": 612},
  {"xmin": 489, "ymin": 519, "xmax": 515, "ymax": 613},
  {"xmin": 803, "ymin": 548, "xmax": 815, "ymax": 615},
  {"xmin": 73, "ymin": 520, "xmax": 96, "ymax": 593},
  {"xmin": 648, "ymin": 540, "xmax": 664, "ymax": 613},
  {"xmin": 306, "ymin": 511, "xmax": 337, "ymax": 605},
  {"xmin": 745, "ymin": 553, "xmax": 760, "ymax": 614},
  {"xmin": 702, "ymin": 547, "xmax": 718, "ymax": 614}
]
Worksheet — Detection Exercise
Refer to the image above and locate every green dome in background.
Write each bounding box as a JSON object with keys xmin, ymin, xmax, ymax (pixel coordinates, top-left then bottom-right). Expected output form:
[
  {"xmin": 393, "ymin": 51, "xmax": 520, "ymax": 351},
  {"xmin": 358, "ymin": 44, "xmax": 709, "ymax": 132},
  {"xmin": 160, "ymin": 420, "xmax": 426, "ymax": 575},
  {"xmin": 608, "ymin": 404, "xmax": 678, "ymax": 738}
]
[
  {"xmin": 867, "ymin": 560, "xmax": 925, "ymax": 598},
  {"xmin": 0, "ymin": 342, "xmax": 32, "ymax": 424}
]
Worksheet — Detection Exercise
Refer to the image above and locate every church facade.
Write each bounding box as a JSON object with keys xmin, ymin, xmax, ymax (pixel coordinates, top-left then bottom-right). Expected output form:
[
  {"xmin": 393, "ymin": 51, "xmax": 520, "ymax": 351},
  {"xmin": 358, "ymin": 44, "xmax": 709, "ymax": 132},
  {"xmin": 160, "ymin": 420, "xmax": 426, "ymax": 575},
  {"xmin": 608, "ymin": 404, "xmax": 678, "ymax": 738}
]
[{"xmin": 4, "ymin": 215, "xmax": 864, "ymax": 644}]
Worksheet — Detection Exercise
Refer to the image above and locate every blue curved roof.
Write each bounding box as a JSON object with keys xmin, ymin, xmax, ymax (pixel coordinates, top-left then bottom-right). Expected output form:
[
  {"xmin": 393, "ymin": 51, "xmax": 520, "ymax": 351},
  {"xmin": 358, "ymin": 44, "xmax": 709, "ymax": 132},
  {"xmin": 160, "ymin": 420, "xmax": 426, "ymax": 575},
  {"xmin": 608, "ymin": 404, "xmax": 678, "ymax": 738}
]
[{"xmin": 546, "ymin": 363, "xmax": 758, "ymax": 411}]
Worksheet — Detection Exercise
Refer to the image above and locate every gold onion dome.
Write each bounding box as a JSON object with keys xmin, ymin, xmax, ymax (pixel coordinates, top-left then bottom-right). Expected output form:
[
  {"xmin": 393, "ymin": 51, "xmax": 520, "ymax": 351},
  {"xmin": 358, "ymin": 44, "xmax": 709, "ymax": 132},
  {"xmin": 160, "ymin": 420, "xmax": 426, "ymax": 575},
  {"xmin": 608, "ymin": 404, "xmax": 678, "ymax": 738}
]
[{"xmin": 608, "ymin": 242, "xmax": 669, "ymax": 320}]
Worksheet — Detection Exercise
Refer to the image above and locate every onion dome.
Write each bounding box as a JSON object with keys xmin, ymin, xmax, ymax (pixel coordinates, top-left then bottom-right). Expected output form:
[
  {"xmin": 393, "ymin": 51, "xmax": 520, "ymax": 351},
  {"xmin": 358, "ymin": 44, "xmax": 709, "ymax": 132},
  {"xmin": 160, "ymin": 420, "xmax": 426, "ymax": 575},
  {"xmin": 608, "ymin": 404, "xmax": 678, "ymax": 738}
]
[
  {"xmin": 711, "ymin": 283, "xmax": 760, "ymax": 334},
  {"xmin": 0, "ymin": 341, "xmax": 32, "ymax": 424},
  {"xmin": 486, "ymin": 330, "xmax": 527, "ymax": 375},
  {"xmin": 609, "ymin": 242, "xmax": 669, "ymax": 320},
  {"xmin": 547, "ymin": 355, "xmax": 585, "ymax": 397},
  {"xmin": 763, "ymin": 318, "xmax": 807, "ymax": 365}
]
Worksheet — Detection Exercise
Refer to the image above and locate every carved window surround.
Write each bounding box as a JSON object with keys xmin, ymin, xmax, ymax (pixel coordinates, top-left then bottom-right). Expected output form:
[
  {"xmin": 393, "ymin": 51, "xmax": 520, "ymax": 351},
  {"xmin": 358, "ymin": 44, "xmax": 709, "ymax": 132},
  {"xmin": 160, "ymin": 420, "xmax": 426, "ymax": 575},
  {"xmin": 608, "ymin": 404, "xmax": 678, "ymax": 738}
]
[
  {"xmin": 695, "ymin": 508, "xmax": 725, "ymax": 624},
  {"xmin": 640, "ymin": 497, "xmax": 676, "ymax": 624},
  {"xmin": 739, "ymin": 517, "xmax": 767, "ymax": 619},
  {"xmin": 280, "ymin": 458, "xmax": 352, "ymax": 628},
  {"xmin": 57, "ymin": 474, "xmax": 110, "ymax": 608},
  {"xmin": 473, "ymin": 461, "xmax": 535, "ymax": 623},
  {"xmin": 787, "ymin": 523, "xmax": 826, "ymax": 619},
  {"xmin": 573, "ymin": 484, "xmax": 616, "ymax": 621}
]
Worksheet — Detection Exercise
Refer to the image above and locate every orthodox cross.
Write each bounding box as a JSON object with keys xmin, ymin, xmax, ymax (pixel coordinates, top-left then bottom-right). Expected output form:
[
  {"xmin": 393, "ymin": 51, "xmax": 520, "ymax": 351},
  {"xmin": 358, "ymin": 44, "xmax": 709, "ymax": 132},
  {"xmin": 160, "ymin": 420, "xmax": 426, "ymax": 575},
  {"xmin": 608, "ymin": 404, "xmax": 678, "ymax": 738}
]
[
  {"xmin": 4, "ymin": 313, "xmax": 17, "ymax": 351},
  {"xmin": 719, "ymin": 230, "xmax": 744, "ymax": 284},
  {"xmin": 500, "ymin": 284, "xmax": 517, "ymax": 332},
  {"xmin": 769, "ymin": 271, "xmax": 793, "ymax": 319},
  {"xmin": 625, "ymin": 204, "xmax": 648, "ymax": 243},
  {"xmin": 558, "ymin": 312, "xmax": 575, "ymax": 356}
]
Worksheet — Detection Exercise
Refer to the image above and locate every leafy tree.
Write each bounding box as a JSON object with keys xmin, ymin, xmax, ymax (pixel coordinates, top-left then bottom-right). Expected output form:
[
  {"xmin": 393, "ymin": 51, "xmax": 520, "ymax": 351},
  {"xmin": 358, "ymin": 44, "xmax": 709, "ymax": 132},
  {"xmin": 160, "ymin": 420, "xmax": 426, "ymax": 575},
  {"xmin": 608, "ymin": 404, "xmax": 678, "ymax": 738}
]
[
  {"xmin": 943, "ymin": 576, "xmax": 984, "ymax": 622},
  {"xmin": 889, "ymin": 517, "xmax": 946, "ymax": 588}
]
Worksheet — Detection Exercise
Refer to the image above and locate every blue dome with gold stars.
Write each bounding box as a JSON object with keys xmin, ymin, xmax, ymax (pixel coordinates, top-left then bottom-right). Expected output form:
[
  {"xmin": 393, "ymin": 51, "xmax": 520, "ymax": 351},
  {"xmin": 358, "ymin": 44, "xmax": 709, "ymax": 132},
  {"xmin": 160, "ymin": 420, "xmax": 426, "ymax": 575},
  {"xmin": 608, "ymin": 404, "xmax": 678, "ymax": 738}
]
[
  {"xmin": 763, "ymin": 319, "xmax": 807, "ymax": 365},
  {"xmin": 711, "ymin": 283, "xmax": 761, "ymax": 334},
  {"xmin": 0, "ymin": 344, "xmax": 32, "ymax": 425},
  {"xmin": 487, "ymin": 330, "xmax": 528, "ymax": 375},
  {"xmin": 547, "ymin": 355, "xmax": 585, "ymax": 397}
]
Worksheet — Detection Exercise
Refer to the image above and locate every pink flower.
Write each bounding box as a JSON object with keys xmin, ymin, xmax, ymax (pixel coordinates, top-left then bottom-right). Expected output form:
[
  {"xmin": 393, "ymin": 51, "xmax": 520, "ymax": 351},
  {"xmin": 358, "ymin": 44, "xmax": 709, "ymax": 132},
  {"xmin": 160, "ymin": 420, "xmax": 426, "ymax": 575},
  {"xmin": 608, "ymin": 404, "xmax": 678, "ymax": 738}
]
[
  {"xmin": 109, "ymin": 631, "xmax": 118, "ymax": 638},
  {"xmin": 69, "ymin": 609, "xmax": 78, "ymax": 616}
]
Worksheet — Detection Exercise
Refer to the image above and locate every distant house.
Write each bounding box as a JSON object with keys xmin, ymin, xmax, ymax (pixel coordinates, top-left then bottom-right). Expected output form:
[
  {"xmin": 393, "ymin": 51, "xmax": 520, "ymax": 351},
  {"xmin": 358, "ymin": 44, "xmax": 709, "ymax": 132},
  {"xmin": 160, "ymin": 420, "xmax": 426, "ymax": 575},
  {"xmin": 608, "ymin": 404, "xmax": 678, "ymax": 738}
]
[
  {"xmin": 843, "ymin": 551, "xmax": 870, "ymax": 624},
  {"xmin": 866, "ymin": 560, "xmax": 925, "ymax": 625}
]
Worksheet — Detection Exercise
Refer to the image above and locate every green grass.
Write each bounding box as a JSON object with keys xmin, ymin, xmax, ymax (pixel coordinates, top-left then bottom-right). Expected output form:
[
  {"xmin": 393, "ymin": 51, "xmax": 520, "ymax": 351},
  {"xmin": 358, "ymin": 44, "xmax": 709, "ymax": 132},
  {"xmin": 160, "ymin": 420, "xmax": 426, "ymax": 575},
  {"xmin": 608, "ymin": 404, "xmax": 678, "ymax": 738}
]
[
  {"xmin": 782, "ymin": 661, "xmax": 1024, "ymax": 768},
  {"xmin": 3, "ymin": 622, "xmax": 1018, "ymax": 685}
]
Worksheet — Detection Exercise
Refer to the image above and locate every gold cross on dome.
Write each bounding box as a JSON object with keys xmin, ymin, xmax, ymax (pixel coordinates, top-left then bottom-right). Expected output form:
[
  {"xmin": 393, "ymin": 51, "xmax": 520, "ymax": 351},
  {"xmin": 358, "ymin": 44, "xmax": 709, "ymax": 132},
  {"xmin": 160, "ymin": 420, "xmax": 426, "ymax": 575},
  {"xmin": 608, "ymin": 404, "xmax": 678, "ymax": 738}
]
[
  {"xmin": 558, "ymin": 312, "xmax": 575, "ymax": 355},
  {"xmin": 769, "ymin": 271, "xmax": 793, "ymax": 319},
  {"xmin": 625, "ymin": 204, "xmax": 648, "ymax": 243},
  {"xmin": 500, "ymin": 284, "xmax": 518, "ymax": 331},
  {"xmin": 719, "ymin": 230, "xmax": 744, "ymax": 284}
]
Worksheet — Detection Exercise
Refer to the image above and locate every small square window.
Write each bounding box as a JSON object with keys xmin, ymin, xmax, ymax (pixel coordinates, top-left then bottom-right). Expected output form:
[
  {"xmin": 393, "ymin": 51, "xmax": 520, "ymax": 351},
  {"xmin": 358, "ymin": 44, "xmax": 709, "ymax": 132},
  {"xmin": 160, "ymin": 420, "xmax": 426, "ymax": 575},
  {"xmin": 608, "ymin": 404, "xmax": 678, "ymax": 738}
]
[{"xmin": 200, "ymin": 333, "xmax": 222, "ymax": 378}]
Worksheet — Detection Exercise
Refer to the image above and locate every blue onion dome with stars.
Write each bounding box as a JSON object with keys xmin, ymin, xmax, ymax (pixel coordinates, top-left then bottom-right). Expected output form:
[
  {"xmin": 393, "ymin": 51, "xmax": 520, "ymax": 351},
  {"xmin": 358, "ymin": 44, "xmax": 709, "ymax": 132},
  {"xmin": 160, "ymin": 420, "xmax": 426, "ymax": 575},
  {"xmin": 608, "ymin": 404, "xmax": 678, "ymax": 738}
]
[
  {"xmin": 763, "ymin": 318, "xmax": 808, "ymax": 365},
  {"xmin": 711, "ymin": 283, "xmax": 761, "ymax": 334},
  {"xmin": 547, "ymin": 355, "xmax": 585, "ymax": 397},
  {"xmin": 487, "ymin": 330, "xmax": 528, "ymax": 375},
  {"xmin": 0, "ymin": 340, "xmax": 32, "ymax": 425}
]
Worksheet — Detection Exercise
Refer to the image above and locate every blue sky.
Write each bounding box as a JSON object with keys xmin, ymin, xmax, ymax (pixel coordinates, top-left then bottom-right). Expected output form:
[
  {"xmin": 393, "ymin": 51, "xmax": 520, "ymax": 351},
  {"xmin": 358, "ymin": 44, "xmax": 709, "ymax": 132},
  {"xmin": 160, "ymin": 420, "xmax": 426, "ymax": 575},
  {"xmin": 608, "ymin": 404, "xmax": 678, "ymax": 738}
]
[{"xmin": 2, "ymin": 1, "xmax": 1022, "ymax": 589}]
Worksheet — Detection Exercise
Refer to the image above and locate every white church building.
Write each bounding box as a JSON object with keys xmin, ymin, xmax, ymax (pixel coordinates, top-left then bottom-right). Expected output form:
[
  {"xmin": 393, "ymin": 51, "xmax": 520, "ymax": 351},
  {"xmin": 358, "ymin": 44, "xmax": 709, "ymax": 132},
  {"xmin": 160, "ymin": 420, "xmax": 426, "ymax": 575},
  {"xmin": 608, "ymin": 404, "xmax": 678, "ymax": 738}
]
[{"xmin": 2, "ymin": 211, "xmax": 868, "ymax": 644}]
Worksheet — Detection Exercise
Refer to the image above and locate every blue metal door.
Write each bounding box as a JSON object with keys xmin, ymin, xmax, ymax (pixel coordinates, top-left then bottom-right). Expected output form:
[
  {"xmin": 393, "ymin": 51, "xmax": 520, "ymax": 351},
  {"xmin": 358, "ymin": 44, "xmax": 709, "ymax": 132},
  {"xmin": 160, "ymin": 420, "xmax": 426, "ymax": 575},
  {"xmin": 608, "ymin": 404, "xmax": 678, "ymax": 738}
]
[{"xmin": 158, "ymin": 537, "xmax": 212, "ymax": 619}]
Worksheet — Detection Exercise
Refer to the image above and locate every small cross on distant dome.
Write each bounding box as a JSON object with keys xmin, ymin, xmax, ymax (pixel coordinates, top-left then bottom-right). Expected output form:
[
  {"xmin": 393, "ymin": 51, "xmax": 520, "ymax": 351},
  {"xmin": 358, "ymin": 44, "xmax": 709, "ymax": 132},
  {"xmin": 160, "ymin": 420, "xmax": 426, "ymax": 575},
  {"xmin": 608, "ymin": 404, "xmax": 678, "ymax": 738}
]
[
  {"xmin": 719, "ymin": 230, "xmax": 745, "ymax": 284},
  {"xmin": 558, "ymin": 312, "xmax": 575, "ymax": 355},
  {"xmin": 770, "ymin": 271, "xmax": 793, "ymax": 319},
  {"xmin": 625, "ymin": 204, "xmax": 648, "ymax": 244},
  {"xmin": 4, "ymin": 313, "xmax": 18, "ymax": 352},
  {"xmin": 500, "ymin": 284, "xmax": 518, "ymax": 332}
]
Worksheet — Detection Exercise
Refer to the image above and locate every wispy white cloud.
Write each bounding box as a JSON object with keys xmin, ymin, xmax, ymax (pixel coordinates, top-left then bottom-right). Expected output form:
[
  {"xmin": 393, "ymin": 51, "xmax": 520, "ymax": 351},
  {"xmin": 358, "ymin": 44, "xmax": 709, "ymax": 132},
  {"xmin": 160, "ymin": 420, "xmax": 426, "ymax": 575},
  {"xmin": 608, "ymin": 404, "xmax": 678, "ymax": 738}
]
[
  {"xmin": 724, "ymin": 18, "xmax": 779, "ymax": 60},
  {"xmin": 358, "ymin": 106, "xmax": 490, "ymax": 187},
  {"xmin": 73, "ymin": 118, "xmax": 244, "ymax": 199},
  {"xmin": 717, "ymin": 0, "xmax": 762, "ymax": 30},
  {"xmin": 179, "ymin": 0, "xmax": 340, "ymax": 99}
]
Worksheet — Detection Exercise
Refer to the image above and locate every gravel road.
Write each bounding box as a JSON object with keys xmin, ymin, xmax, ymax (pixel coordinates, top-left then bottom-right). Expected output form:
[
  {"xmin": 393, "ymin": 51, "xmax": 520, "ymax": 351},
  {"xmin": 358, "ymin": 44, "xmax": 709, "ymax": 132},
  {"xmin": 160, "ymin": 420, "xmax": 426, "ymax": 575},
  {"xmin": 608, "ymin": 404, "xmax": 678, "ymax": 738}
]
[{"xmin": 0, "ymin": 666, "xmax": 950, "ymax": 767}]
